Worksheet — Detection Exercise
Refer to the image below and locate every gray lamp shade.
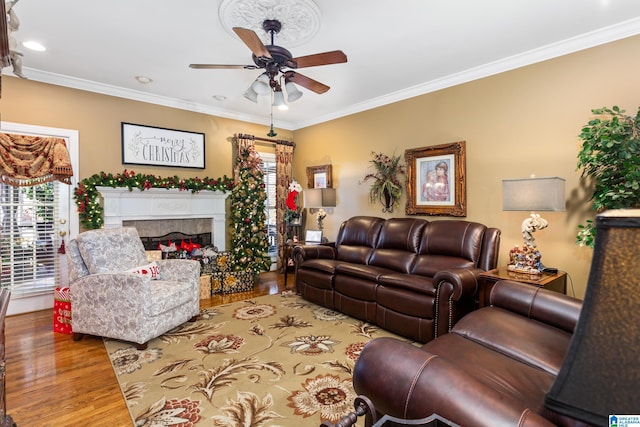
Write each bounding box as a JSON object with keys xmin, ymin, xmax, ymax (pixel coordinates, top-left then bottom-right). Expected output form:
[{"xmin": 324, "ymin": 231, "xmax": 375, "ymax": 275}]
[
  {"xmin": 502, "ymin": 177, "xmax": 566, "ymax": 211},
  {"xmin": 304, "ymin": 188, "xmax": 337, "ymax": 208},
  {"xmin": 544, "ymin": 209, "xmax": 640, "ymax": 424}
]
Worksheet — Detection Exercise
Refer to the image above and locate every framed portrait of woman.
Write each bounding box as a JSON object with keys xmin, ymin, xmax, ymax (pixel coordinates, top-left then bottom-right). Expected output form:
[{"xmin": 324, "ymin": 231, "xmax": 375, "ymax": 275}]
[{"xmin": 405, "ymin": 141, "xmax": 466, "ymax": 216}]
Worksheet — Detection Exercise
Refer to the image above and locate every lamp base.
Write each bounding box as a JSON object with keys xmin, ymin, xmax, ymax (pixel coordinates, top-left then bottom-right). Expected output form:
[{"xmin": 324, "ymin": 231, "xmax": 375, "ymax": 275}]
[{"xmin": 507, "ymin": 243, "xmax": 542, "ymax": 275}]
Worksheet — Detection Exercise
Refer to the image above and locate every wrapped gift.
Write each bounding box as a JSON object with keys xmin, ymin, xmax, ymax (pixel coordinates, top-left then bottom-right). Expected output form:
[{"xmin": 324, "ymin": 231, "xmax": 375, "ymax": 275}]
[
  {"xmin": 146, "ymin": 250, "xmax": 162, "ymax": 262},
  {"xmin": 53, "ymin": 287, "xmax": 72, "ymax": 334},
  {"xmin": 201, "ymin": 251, "xmax": 232, "ymax": 275},
  {"xmin": 199, "ymin": 274, "xmax": 212, "ymax": 299},
  {"xmin": 211, "ymin": 270, "xmax": 255, "ymax": 294}
]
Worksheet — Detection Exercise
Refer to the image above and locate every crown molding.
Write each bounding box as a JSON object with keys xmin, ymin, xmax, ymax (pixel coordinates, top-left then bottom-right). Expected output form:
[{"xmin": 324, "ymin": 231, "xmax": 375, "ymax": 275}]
[
  {"xmin": 292, "ymin": 17, "xmax": 640, "ymax": 129},
  {"xmin": 10, "ymin": 17, "xmax": 640, "ymax": 131}
]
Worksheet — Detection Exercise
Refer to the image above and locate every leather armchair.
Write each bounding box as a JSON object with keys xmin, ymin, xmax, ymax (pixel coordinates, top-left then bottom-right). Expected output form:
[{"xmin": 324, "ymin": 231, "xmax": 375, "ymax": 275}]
[
  {"xmin": 353, "ymin": 280, "xmax": 583, "ymax": 427},
  {"xmin": 66, "ymin": 227, "xmax": 200, "ymax": 349}
]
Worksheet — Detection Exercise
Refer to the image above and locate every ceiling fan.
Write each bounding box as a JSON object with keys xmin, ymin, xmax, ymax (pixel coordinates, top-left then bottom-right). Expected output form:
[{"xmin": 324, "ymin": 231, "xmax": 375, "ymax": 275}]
[{"xmin": 189, "ymin": 19, "xmax": 347, "ymax": 106}]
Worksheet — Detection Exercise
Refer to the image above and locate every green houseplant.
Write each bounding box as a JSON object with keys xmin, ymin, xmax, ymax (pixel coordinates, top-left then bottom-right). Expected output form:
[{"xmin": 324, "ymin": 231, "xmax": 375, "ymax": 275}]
[
  {"xmin": 576, "ymin": 106, "xmax": 640, "ymax": 247},
  {"xmin": 362, "ymin": 151, "xmax": 406, "ymax": 213}
]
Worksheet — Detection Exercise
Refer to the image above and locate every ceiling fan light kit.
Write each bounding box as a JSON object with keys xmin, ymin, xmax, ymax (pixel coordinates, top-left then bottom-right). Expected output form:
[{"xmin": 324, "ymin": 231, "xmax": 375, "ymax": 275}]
[
  {"xmin": 243, "ymin": 86, "xmax": 259, "ymax": 103},
  {"xmin": 191, "ymin": 1, "xmax": 347, "ymax": 112},
  {"xmin": 251, "ymin": 73, "xmax": 271, "ymax": 95},
  {"xmin": 285, "ymin": 79, "xmax": 303, "ymax": 102},
  {"xmin": 273, "ymin": 88, "xmax": 288, "ymax": 110}
]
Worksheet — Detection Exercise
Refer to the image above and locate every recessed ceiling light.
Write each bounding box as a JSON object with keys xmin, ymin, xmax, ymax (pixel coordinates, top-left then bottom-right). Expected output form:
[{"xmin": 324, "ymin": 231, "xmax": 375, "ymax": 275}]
[
  {"xmin": 212, "ymin": 95, "xmax": 227, "ymax": 101},
  {"xmin": 135, "ymin": 75, "xmax": 153, "ymax": 84},
  {"xmin": 22, "ymin": 41, "xmax": 46, "ymax": 52}
]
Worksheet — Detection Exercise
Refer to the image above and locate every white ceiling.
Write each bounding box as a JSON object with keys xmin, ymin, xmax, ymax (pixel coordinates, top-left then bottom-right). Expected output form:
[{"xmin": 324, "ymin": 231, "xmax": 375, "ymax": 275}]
[{"xmin": 6, "ymin": 0, "xmax": 640, "ymax": 130}]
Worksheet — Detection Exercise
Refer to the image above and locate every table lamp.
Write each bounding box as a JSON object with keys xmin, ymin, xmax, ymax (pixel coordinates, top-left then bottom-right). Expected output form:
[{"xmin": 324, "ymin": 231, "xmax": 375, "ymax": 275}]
[
  {"xmin": 545, "ymin": 209, "xmax": 640, "ymax": 425},
  {"xmin": 502, "ymin": 176, "xmax": 565, "ymax": 274},
  {"xmin": 304, "ymin": 188, "xmax": 336, "ymax": 231}
]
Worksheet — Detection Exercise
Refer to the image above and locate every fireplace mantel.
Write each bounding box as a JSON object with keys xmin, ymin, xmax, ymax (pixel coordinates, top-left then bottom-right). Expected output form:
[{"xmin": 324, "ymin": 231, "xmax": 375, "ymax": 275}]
[{"xmin": 97, "ymin": 187, "xmax": 229, "ymax": 250}]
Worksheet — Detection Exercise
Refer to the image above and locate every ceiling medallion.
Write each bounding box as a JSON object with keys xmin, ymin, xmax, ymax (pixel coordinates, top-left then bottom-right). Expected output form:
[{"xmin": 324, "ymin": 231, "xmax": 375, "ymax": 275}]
[{"xmin": 219, "ymin": 0, "xmax": 321, "ymax": 48}]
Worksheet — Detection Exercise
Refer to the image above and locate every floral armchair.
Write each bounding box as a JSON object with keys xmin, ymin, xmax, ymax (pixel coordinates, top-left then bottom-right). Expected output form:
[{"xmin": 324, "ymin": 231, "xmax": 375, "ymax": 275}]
[{"xmin": 66, "ymin": 227, "xmax": 200, "ymax": 350}]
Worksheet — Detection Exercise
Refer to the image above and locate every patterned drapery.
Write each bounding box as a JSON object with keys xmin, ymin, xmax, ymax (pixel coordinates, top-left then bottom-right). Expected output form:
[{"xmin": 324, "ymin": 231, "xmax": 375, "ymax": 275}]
[
  {"xmin": 0, "ymin": 133, "xmax": 73, "ymax": 186},
  {"xmin": 276, "ymin": 143, "xmax": 294, "ymax": 270}
]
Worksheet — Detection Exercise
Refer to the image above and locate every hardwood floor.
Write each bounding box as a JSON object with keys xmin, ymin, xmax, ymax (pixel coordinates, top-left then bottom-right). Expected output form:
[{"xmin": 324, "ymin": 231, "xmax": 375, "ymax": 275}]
[{"xmin": 4, "ymin": 271, "xmax": 286, "ymax": 427}]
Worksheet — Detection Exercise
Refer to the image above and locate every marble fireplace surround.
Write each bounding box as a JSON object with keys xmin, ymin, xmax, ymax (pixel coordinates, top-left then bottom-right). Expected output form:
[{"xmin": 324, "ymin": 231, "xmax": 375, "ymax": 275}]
[{"xmin": 96, "ymin": 187, "xmax": 228, "ymax": 250}]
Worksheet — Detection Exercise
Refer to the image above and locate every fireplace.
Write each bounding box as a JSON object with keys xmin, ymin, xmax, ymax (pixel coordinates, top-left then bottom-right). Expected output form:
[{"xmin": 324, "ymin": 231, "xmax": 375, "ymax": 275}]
[{"xmin": 97, "ymin": 187, "xmax": 228, "ymax": 250}]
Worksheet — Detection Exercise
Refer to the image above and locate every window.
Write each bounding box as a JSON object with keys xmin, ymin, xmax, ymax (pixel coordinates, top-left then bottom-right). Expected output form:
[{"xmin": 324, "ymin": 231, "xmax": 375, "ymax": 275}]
[
  {"xmin": 259, "ymin": 152, "xmax": 277, "ymax": 258},
  {"xmin": 0, "ymin": 182, "xmax": 60, "ymax": 297}
]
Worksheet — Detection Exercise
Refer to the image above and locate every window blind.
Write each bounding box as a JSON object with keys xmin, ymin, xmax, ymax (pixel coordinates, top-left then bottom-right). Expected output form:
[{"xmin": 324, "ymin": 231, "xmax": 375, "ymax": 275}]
[{"xmin": 0, "ymin": 182, "xmax": 60, "ymax": 297}]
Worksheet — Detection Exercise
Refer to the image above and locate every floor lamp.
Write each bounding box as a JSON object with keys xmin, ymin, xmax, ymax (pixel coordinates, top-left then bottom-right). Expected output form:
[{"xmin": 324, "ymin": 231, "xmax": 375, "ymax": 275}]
[{"xmin": 545, "ymin": 209, "xmax": 640, "ymax": 425}]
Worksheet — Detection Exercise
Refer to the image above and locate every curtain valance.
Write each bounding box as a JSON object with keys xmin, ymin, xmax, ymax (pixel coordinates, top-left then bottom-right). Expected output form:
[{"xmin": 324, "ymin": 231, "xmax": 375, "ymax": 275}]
[{"xmin": 0, "ymin": 132, "xmax": 73, "ymax": 186}]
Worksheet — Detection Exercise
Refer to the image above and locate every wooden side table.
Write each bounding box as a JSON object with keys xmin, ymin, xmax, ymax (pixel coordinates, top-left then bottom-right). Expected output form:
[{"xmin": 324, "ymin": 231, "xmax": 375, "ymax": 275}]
[{"xmin": 477, "ymin": 266, "xmax": 567, "ymax": 308}]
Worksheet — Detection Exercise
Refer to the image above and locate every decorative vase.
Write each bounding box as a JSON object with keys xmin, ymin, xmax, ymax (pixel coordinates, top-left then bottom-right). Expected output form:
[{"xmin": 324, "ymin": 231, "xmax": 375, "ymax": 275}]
[{"xmin": 382, "ymin": 187, "xmax": 394, "ymax": 213}]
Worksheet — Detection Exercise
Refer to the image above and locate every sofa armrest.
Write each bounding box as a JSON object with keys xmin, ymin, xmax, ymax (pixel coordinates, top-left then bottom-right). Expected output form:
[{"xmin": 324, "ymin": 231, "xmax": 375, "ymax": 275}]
[
  {"xmin": 490, "ymin": 280, "xmax": 582, "ymax": 333},
  {"xmin": 353, "ymin": 337, "xmax": 557, "ymax": 427},
  {"xmin": 433, "ymin": 267, "xmax": 484, "ymax": 301},
  {"xmin": 292, "ymin": 243, "xmax": 337, "ymax": 265}
]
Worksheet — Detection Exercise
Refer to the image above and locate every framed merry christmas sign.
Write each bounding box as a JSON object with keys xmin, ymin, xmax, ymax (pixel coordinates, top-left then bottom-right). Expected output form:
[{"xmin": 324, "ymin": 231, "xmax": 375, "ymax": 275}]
[{"xmin": 121, "ymin": 122, "xmax": 205, "ymax": 169}]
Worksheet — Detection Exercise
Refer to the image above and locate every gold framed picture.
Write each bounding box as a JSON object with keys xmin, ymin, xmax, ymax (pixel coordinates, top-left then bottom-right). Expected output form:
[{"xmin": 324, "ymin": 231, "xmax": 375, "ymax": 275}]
[
  {"xmin": 306, "ymin": 164, "xmax": 333, "ymax": 189},
  {"xmin": 405, "ymin": 141, "xmax": 466, "ymax": 216}
]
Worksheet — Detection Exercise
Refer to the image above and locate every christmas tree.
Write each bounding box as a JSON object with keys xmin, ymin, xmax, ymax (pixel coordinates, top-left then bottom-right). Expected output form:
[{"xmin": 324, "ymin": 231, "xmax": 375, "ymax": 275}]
[{"xmin": 229, "ymin": 146, "xmax": 272, "ymax": 274}]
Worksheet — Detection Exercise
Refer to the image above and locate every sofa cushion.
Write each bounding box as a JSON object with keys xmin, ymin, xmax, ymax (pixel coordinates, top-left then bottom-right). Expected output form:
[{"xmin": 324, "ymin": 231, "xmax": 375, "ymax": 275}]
[
  {"xmin": 335, "ymin": 216, "xmax": 384, "ymax": 264},
  {"xmin": 411, "ymin": 254, "xmax": 476, "ymax": 277},
  {"xmin": 377, "ymin": 273, "xmax": 436, "ymax": 296},
  {"xmin": 451, "ymin": 307, "xmax": 572, "ymax": 375},
  {"xmin": 144, "ymin": 280, "xmax": 193, "ymax": 317},
  {"xmin": 335, "ymin": 263, "xmax": 396, "ymax": 281},
  {"xmin": 76, "ymin": 227, "xmax": 148, "ymax": 274},
  {"xmin": 368, "ymin": 218, "xmax": 426, "ymax": 273},
  {"xmin": 490, "ymin": 280, "xmax": 581, "ymax": 334},
  {"xmin": 411, "ymin": 221, "xmax": 486, "ymax": 276},
  {"xmin": 376, "ymin": 284, "xmax": 436, "ymax": 318}
]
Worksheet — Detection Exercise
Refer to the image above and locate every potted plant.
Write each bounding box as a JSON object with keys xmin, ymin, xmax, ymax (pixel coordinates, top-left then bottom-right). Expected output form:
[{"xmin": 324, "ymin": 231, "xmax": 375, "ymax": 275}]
[
  {"xmin": 362, "ymin": 151, "xmax": 406, "ymax": 213},
  {"xmin": 576, "ymin": 106, "xmax": 640, "ymax": 247}
]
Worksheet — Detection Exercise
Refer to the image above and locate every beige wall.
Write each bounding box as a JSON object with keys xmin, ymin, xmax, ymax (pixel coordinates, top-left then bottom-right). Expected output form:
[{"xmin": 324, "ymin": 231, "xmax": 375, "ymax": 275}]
[
  {"xmin": 0, "ymin": 77, "xmax": 292, "ymax": 179},
  {"xmin": 2, "ymin": 34, "xmax": 639, "ymax": 299},
  {"xmin": 293, "ymin": 35, "xmax": 640, "ymax": 299}
]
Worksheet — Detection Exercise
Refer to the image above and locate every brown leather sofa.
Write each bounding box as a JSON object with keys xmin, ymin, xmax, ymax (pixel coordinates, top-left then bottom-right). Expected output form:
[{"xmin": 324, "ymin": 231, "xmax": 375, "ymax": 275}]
[
  {"xmin": 293, "ymin": 216, "xmax": 501, "ymax": 343},
  {"xmin": 353, "ymin": 280, "xmax": 587, "ymax": 427}
]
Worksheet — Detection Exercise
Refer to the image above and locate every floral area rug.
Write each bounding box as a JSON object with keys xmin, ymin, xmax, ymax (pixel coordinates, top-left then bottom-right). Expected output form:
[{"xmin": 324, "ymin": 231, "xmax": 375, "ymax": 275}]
[{"xmin": 104, "ymin": 291, "xmax": 408, "ymax": 426}]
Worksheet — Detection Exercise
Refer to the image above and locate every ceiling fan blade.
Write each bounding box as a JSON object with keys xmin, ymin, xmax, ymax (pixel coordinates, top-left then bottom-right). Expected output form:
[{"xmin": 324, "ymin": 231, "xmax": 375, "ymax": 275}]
[
  {"xmin": 189, "ymin": 64, "xmax": 256, "ymax": 69},
  {"xmin": 233, "ymin": 27, "xmax": 272, "ymax": 59},
  {"xmin": 287, "ymin": 72, "xmax": 330, "ymax": 94},
  {"xmin": 290, "ymin": 50, "xmax": 347, "ymax": 69}
]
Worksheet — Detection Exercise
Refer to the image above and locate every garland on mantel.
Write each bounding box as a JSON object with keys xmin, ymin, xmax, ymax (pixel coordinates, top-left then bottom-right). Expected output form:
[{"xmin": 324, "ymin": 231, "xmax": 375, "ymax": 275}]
[{"xmin": 74, "ymin": 169, "xmax": 234, "ymax": 230}]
